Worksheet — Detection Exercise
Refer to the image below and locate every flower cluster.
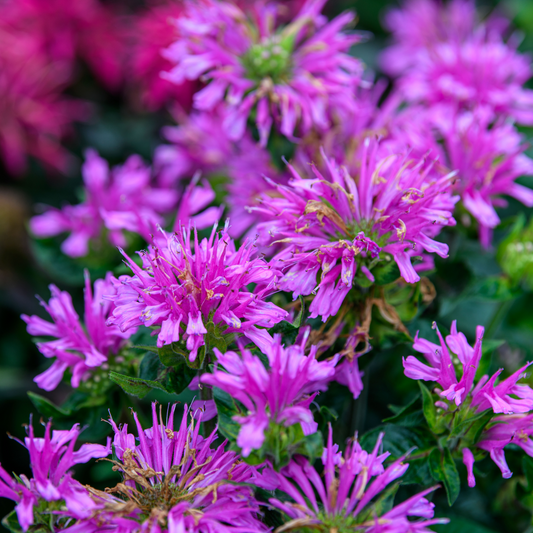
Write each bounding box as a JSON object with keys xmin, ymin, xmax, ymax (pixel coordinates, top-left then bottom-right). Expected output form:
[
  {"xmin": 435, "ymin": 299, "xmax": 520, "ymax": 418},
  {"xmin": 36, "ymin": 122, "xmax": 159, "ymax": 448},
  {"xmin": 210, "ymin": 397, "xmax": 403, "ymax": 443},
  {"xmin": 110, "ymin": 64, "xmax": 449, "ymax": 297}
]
[
  {"xmin": 83, "ymin": 402, "xmax": 266, "ymax": 533},
  {"xmin": 0, "ymin": 418, "xmax": 110, "ymax": 531},
  {"xmin": 254, "ymin": 139, "xmax": 458, "ymax": 320},
  {"xmin": 404, "ymin": 321, "xmax": 533, "ymax": 483},
  {"xmin": 108, "ymin": 223, "xmax": 288, "ymax": 359},
  {"xmin": 29, "ymin": 150, "xmax": 220, "ymax": 257},
  {"xmin": 267, "ymin": 426, "xmax": 446, "ymax": 532},
  {"xmin": 21, "ymin": 271, "xmax": 134, "ymax": 391},
  {"xmin": 380, "ymin": 0, "xmax": 533, "ymax": 245},
  {"xmin": 202, "ymin": 333, "xmax": 337, "ymax": 456},
  {"xmin": 155, "ymin": 106, "xmax": 287, "ymax": 237},
  {"xmin": 163, "ymin": 0, "xmax": 364, "ymax": 145}
]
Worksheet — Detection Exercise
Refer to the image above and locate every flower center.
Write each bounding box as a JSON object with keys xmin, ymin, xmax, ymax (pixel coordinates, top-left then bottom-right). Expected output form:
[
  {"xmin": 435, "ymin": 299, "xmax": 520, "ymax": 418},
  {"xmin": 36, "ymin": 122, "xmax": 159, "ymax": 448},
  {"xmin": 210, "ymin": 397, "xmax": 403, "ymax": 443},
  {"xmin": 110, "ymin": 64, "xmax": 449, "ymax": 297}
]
[{"xmin": 242, "ymin": 35, "xmax": 292, "ymax": 83}]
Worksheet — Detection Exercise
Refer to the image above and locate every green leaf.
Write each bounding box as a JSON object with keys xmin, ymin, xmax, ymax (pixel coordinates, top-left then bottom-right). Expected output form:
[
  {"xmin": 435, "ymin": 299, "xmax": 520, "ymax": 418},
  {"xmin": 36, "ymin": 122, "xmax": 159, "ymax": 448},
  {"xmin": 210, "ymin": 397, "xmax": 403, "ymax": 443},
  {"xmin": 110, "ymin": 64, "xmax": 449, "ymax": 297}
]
[
  {"xmin": 206, "ymin": 321, "xmax": 227, "ymax": 354},
  {"xmin": 429, "ymin": 447, "xmax": 461, "ymax": 506},
  {"xmin": 139, "ymin": 351, "xmax": 161, "ymax": 381},
  {"xmin": 372, "ymin": 256, "xmax": 401, "ymax": 285},
  {"xmin": 213, "ymin": 387, "xmax": 241, "ymax": 441},
  {"xmin": 109, "ymin": 371, "xmax": 167, "ymax": 399},
  {"xmin": 293, "ymin": 431, "xmax": 323, "ymax": 461},
  {"xmin": 419, "ymin": 382, "xmax": 441, "ymax": 434},
  {"xmin": 28, "ymin": 391, "xmax": 72, "ymax": 419},
  {"xmin": 291, "ymin": 296, "xmax": 305, "ymax": 328},
  {"xmin": 383, "ymin": 394, "xmax": 424, "ymax": 428},
  {"xmin": 166, "ymin": 365, "xmax": 197, "ymax": 395},
  {"xmin": 158, "ymin": 343, "xmax": 188, "ymax": 367},
  {"xmin": 2, "ymin": 511, "xmax": 23, "ymax": 533}
]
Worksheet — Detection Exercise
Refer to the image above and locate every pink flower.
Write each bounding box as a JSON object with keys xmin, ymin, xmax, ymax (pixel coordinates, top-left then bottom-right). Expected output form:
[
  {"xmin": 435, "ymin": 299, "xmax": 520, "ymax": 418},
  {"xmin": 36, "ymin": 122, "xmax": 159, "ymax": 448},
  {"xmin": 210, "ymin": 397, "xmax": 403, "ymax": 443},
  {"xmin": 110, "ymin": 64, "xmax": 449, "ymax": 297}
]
[
  {"xmin": 267, "ymin": 426, "xmax": 446, "ymax": 532},
  {"xmin": 29, "ymin": 150, "xmax": 216, "ymax": 257},
  {"xmin": 107, "ymin": 223, "xmax": 288, "ymax": 360},
  {"xmin": 386, "ymin": 104, "xmax": 533, "ymax": 246},
  {"xmin": 201, "ymin": 333, "xmax": 337, "ymax": 456},
  {"xmin": 0, "ymin": 28, "xmax": 85, "ymax": 175},
  {"xmin": 93, "ymin": 402, "xmax": 266, "ymax": 533},
  {"xmin": 254, "ymin": 139, "xmax": 458, "ymax": 320},
  {"xmin": 0, "ymin": 418, "xmax": 110, "ymax": 531},
  {"xmin": 128, "ymin": 1, "xmax": 197, "ymax": 111},
  {"xmin": 156, "ymin": 107, "xmax": 288, "ymax": 237},
  {"xmin": 163, "ymin": 0, "xmax": 363, "ymax": 145},
  {"xmin": 382, "ymin": 0, "xmax": 533, "ymax": 124},
  {"xmin": 21, "ymin": 271, "xmax": 134, "ymax": 391},
  {"xmin": 403, "ymin": 321, "xmax": 533, "ymax": 412},
  {"xmin": 2, "ymin": 0, "xmax": 124, "ymax": 91}
]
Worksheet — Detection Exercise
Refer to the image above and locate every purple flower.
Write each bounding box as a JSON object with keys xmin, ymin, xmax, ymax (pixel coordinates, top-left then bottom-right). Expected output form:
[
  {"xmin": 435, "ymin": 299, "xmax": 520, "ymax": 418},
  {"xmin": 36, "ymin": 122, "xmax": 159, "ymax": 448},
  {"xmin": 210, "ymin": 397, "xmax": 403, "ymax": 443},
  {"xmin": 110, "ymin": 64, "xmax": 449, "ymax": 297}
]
[
  {"xmin": 21, "ymin": 271, "xmax": 134, "ymax": 391},
  {"xmin": 476, "ymin": 414, "xmax": 533, "ymax": 480},
  {"xmin": 404, "ymin": 320, "xmax": 533, "ymax": 484},
  {"xmin": 29, "ymin": 149, "xmax": 213, "ymax": 258},
  {"xmin": 380, "ymin": 0, "xmax": 478, "ymax": 78},
  {"xmin": 155, "ymin": 107, "xmax": 287, "ymax": 238},
  {"xmin": 88, "ymin": 402, "xmax": 266, "ymax": 533},
  {"xmin": 201, "ymin": 333, "xmax": 337, "ymax": 457},
  {"xmin": 0, "ymin": 419, "xmax": 110, "ymax": 531},
  {"xmin": 253, "ymin": 139, "xmax": 458, "ymax": 321},
  {"xmin": 382, "ymin": 0, "xmax": 533, "ymax": 124},
  {"xmin": 267, "ymin": 426, "xmax": 446, "ymax": 532},
  {"xmin": 107, "ymin": 222, "xmax": 288, "ymax": 360},
  {"xmin": 403, "ymin": 321, "xmax": 533, "ymax": 412},
  {"xmin": 163, "ymin": 0, "xmax": 363, "ymax": 145},
  {"xmin": 386, "ymin": 104, "xmax": 533, "ymax": 246}
]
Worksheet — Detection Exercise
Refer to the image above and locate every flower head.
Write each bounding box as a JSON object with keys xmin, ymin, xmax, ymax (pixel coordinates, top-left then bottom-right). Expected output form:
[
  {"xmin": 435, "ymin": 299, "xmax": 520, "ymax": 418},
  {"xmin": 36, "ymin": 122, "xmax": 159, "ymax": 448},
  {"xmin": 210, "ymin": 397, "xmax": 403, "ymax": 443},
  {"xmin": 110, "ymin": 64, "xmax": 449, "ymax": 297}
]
[
  {"xmin": 388, "ymin": 105, "xmax": 533, "ymax": 247},
  {"xmin": 1, "ymin": 0, "xmax": 124, "ymax": 91},
  {"xmin": 163, "ymin": 0, "xmax": 364, "ymax": 145},
  {"xmin": 91, "ymin": 402, "xmax": 265, "ymax": 532},
  {"xmin": 254, "ymin": 139, "xmax": 458, "ymax": 320},
  {"xmin": 21, "ymin": 271, "xmax": 134, "ymax": 391},
  {"xmin": 267, "ymin": 426, "xmax": 445, "ymax": 532},
  {"xmin": 107, "ymin": 222, "xmax": 288, "ymax": 359},
  {"xmin": 382, "ymin": 0, "xmax": 533, "ymax": 124},
  {"xmin": 29, "ymin": 150, "xmax": 216, "ymax": 257},
  {"xmin": 0, "ymin": 418, "xmax": 110, "ymax": 531},
  {"xmin": 201, "ymin": 333, "xmax": 337, "ymax": 457},
  {"xmin": 0, "ymin": 27, "xmax": 85, "ymax": 175},
  {"xmin": 403, "ymin": 321, "xmax": 533, "ymax": 412},
  {"xmin": 129, "ymin": 0, "xmax": 197, "ymax": 111},
  {"xmin": 156, "ymin": 107, "xmax": 287, "ymax": 237},
  {"xmin": 404, "ymin": 320, "xmax": 533, "ymax": 485}
]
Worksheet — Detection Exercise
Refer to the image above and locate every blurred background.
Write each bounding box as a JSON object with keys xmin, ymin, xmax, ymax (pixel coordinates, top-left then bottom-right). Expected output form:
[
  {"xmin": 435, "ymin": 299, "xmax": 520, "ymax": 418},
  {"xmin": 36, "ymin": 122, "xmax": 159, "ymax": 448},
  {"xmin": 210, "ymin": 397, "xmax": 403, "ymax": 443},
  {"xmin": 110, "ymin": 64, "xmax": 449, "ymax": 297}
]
[{"xmin": 2, "ymin": 0, "xmax": 533, "ymax": 531}]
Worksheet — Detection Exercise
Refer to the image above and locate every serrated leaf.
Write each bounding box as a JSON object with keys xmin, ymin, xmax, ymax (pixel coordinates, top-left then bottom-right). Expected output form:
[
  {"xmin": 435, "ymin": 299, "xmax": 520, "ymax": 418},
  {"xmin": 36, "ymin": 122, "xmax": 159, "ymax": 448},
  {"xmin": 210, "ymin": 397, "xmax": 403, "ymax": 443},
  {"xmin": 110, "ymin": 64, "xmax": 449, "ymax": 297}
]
[
  {"xmin": 166, "ymin": 366, "xmax": 197, "ymax": 395},
  {"xmin": 429, "ymin": 447, "xmax": 460, "ymax": 506},
  {"xmin": 139, "ymin": 351, "xmax": 161, "ymax": 381},
  {"xmin": 109, "ymin": 371, "xmax": 167, "ymax": 398}
]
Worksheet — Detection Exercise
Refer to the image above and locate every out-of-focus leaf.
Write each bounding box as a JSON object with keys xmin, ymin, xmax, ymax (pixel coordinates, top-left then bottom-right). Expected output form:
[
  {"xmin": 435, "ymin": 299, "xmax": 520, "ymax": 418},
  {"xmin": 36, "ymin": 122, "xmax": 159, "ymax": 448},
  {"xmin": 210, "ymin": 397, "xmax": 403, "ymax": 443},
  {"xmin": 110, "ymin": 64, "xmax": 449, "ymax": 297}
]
[
  {"xmin": 2, "ymin": 511, "xmax": 24, "ymax": 533},
  {"xmin": 28, "ymin": 391, "xmax": 72, "ymax": 419},
  {"xmin": 384, "ymin": 394, "xmax": 424, "ymax": 428}
]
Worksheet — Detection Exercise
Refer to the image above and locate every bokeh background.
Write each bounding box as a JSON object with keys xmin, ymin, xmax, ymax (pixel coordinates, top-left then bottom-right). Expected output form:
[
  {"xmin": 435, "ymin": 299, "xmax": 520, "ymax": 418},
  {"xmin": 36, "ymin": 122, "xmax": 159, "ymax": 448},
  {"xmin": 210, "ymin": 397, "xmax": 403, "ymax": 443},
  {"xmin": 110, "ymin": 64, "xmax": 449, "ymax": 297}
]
[{"xmin": 2, "ymin": 0, "xmax": 533, "ymax": 531}]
